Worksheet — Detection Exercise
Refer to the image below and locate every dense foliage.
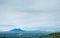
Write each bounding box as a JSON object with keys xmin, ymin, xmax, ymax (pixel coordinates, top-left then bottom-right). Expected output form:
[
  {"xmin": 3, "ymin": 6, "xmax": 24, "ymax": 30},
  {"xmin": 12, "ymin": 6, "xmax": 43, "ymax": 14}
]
[{"xmin": 40, "ymin": 32, "xmax": 60, "ymax": 38}]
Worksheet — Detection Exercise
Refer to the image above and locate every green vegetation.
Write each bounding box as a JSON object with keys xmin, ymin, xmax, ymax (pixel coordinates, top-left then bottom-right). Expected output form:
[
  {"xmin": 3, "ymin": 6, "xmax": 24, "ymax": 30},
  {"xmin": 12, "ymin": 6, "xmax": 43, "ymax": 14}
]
[
  {"xmin": 0, "ymin": 32, "xmax": 60, "ymax": 38},
  {"xmin": 40, "ymin": 32, "xmax": 60, "ymax": 38}
]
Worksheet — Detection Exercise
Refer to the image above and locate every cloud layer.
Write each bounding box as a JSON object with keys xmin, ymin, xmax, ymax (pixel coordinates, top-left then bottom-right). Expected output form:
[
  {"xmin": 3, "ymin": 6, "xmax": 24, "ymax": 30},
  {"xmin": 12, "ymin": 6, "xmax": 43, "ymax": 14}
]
[{"xmin": 0, "ymin": 0, "xmax": 60, "ymax": 32}]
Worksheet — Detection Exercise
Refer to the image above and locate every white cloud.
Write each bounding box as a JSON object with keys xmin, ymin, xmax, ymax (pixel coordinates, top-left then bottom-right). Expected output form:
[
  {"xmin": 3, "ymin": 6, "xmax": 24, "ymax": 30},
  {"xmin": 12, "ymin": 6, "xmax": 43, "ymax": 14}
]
[{"xmin": 0, "ymin": 0, "xmax": 60, "ymax": 31}]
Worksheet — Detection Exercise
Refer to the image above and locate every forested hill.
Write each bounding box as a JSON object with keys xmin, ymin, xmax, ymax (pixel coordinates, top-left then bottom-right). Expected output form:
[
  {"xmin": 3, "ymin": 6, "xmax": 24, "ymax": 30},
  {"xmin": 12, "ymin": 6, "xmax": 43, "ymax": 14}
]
[{"xmin": 40, "ymin": 32, "xmax": 60, "ymax": 38}]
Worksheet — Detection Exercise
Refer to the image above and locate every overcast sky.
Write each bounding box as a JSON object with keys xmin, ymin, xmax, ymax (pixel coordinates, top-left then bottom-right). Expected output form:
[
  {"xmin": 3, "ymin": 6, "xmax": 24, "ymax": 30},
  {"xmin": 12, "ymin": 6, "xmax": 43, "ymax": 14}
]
[{"xmin": 0, "ymin": 0, "xmax": 60, "ymax": 32}]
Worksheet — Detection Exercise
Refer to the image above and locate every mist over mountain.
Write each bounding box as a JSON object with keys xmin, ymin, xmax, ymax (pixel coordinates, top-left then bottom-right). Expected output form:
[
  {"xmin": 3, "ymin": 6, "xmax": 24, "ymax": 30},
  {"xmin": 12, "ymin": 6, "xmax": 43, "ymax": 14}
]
[
  {"xmin": 10, "ymin": 28, "xmax": 23, "ymax": 32},
  {"xmin": 0, "ymin": 28, "xmax": 50, "ymax": 37}
]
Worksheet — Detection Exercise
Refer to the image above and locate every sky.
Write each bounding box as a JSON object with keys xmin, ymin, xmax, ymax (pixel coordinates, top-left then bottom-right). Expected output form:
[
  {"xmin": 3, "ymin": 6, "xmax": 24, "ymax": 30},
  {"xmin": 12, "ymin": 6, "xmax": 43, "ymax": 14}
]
[{"xmin": 0, "ymin": 0, "xmax": 60, "ymax": 32}]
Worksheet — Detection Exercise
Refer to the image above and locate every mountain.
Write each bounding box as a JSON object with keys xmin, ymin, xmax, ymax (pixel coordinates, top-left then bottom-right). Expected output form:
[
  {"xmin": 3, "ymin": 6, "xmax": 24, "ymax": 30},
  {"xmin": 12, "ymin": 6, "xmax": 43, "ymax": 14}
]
[
  {"xmin": 0, "ymin": 28, "xmax": 24, "ymax": 36},
  {"xmin": 0, "ymin": 28, "xmax": 50, "ymax": 37},
  {"xmin": 10, "ymin": 28, "xmax": 23, "ymax": 32}
]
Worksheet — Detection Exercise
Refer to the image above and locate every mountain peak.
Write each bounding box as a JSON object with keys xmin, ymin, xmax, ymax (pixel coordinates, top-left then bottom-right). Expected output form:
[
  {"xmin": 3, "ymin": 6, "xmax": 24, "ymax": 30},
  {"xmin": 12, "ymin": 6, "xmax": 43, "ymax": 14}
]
[{"xmin": 10, "ymin": 28, "xmax": 23, "ymax": 32}]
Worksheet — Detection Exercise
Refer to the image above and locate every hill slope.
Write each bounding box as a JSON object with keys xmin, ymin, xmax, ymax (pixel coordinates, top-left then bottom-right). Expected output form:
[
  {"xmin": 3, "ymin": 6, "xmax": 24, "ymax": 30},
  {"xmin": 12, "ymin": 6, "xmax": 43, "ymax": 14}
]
[{"xmin": 40, "ymin": 32, "xmax": 60, "ymax": 38}]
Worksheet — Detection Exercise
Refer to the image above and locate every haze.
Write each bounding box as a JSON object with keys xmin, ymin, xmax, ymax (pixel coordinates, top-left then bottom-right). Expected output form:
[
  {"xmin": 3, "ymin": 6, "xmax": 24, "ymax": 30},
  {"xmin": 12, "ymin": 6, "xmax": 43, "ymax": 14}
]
[{"xmin": 0, "ymin": 0, "xmax": 60, "ymax": 32}]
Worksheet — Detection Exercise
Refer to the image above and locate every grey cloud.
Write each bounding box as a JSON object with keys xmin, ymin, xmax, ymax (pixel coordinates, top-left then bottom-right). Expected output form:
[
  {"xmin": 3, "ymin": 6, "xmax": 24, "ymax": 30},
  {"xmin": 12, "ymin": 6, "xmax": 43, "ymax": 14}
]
[
  {"xmin": 0, "ymin": 0, "xmax": 60, "ymax": 31},
  {"xmin": 0, "ymin": 0, "xmax": 60, "ymax": 13},
  {"xmin": 0, "ymin": 25, "xmax": 14, "ymax": 27}
]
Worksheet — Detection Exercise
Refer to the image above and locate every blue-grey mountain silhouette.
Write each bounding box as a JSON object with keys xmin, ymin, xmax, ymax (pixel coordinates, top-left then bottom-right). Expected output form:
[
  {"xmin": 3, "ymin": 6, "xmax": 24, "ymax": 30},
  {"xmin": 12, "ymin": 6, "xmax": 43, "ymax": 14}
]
[
  {"xmin": 0, "ymin": 28, "xmax": 50, "ymax": 37},
  {"xmin": 10, "ymin": 28, "xmax": 23, "ymax": 32}
]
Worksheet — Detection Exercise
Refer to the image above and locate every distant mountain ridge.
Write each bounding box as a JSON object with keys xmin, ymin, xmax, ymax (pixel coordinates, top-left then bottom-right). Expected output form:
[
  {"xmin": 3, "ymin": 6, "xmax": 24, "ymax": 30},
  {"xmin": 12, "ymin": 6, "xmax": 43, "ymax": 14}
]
[
  {"xmin": 0, "ymin": 28, "xmax": 50, "ymax": 36},
  {"xmin": 10, "ymin": 28, "xmax": 23, "ymax": 32}
]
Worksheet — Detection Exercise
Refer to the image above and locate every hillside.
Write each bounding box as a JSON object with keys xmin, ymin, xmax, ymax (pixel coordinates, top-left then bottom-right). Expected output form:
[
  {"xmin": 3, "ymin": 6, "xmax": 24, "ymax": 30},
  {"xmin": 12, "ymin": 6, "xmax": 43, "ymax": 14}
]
[
  {"xmin": 0, "ymin": 29, "xmax": 60, "ymax": 38},
  {"xmin": 40, "ymin": 32, "xmax": 60, "ymax": 38},
  {"xmin": 0, "ymin": 32, "xmax": 60, "ymax": 38}
]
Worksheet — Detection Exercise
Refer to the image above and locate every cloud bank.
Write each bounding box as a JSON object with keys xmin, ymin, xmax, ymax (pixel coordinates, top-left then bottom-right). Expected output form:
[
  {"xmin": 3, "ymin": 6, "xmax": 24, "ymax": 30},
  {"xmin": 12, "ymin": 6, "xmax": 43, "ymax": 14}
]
[{"xmin": 0, "ymin": 0, "xmax": 60, "ymax": 32}]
